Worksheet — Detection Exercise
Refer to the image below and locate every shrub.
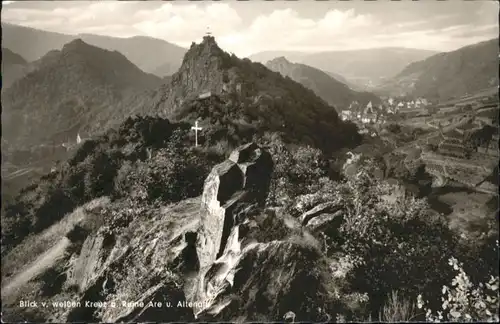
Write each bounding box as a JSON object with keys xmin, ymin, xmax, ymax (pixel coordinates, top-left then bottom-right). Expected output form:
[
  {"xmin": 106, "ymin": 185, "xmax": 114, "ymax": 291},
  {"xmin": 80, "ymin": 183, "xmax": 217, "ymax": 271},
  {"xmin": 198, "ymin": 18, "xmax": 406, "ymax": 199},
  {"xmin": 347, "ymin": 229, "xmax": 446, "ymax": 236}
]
[
  {"xmin": 261, "ymin": 133, "xmax": 330, "ymax": 209},
  {"xmin": 379, "ymin": 290, "xmax": 419, "ymax": 322},
  {"xmin": 113, "ymin": 146, "xmax": 222, "ymax": 204},
  {"xmin": 320, "ymin": 162, "xmax": 461, "ymax": 315},
  {"xmin": 1, "ymin": 117, "xmax": 220, "ymax": 256},
  {"xmin": 417, "ymin": 257, "xmax": 499, "ymax": 322}
]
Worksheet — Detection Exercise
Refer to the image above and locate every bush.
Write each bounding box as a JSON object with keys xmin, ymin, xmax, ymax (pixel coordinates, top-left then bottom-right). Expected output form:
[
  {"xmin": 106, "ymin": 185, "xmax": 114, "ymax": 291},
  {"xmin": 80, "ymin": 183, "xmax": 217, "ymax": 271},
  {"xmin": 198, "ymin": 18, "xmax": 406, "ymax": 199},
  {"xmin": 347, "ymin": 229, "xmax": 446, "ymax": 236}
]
[
  {"xmin": 417, "ymin": 257, "xmax": 499, "ymax": 322},
  {"xmin": 113, "ymin": 147, "xmax": 222, "ymax": 204},
  {"xmin": 260, "ymin": 133, "xmax": 330, "ymax": 209},
  {"xmin": 312, "ymin": 162, "xmax": 462, "ymax": 316}
]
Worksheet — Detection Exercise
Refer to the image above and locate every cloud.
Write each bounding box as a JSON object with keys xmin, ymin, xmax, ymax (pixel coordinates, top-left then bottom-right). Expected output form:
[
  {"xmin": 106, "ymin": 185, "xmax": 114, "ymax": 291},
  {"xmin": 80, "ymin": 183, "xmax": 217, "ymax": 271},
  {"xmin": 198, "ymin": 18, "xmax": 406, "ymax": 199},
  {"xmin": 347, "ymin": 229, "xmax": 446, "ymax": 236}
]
[
  {"xmin": 234, "ymin": 7, "xmax": 497, "ymax": 55},
  {"xmin": 235, "ymin": 8, "xmax": 378, "ymax": 54},
  {"xmin": 1, "ymin": 1, "xmax": 497, "ymax": 56},
  {"xmin": 132, "ymin": 2, "xmax": 242, "ymax": 45},
  {"xmin": 369, "ymin": 23, "xmax": 498, "ymax": 52}
]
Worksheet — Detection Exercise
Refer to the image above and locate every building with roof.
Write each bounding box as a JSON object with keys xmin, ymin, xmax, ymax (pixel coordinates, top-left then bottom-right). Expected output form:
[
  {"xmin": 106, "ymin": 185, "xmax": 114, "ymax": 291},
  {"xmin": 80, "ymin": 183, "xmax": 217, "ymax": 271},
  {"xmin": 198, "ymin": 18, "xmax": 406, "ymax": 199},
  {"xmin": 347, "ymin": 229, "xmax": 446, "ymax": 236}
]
[{"xmin": 341, "ymin": 110, "xmax": 352, "ymax": 121}]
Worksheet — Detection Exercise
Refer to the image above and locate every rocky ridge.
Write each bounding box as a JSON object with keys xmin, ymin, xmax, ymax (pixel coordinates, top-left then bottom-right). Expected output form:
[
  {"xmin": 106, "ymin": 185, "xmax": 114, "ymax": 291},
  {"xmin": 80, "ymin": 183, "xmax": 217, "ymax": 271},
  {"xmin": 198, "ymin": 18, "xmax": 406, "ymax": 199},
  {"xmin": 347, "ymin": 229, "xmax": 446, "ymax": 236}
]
[
  {"xmin": 1, "ymin": 142, "xmax": 350, "ymax": 322},
  {"xmin": 150, "ymin": 35, "xmax": 361, "ymax": 153}
]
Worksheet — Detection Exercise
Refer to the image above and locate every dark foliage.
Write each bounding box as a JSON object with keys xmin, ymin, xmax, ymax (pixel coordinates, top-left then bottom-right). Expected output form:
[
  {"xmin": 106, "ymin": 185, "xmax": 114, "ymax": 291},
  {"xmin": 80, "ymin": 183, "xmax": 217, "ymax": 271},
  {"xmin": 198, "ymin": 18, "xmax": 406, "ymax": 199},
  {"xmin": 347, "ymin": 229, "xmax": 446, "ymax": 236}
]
[
  {"xmin": 1, "ymin": 116, "xmax": 224, "ymax": 256},
  {"xmin": 156, "ymin": 37, "xmax": 363, "ymax": 154},
  {"xmin": 466, "ymin": 124, "xmax": 497, "ymax": 152}
]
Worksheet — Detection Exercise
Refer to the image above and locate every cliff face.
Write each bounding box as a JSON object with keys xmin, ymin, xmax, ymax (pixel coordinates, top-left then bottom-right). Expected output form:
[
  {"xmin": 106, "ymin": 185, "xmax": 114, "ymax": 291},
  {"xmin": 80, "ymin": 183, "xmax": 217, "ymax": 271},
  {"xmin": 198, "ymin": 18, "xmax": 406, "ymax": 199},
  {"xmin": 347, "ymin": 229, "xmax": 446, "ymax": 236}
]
[
  {"xmin": 196, "ymin": 142, "xmax": 274, "ymax": 270},
  {"xmin": 152, "ymin": 36, "xmax": 238, "ymax": 115}
]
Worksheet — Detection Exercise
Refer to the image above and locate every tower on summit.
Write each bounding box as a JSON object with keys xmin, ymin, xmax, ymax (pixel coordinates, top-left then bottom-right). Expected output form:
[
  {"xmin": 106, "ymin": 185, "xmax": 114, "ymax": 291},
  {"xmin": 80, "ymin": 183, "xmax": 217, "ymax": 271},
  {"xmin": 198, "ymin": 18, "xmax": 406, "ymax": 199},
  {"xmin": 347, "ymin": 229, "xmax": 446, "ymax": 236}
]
[{"xmin": 206, "ymin": 26, "xmax": 212, "ymax": 36}]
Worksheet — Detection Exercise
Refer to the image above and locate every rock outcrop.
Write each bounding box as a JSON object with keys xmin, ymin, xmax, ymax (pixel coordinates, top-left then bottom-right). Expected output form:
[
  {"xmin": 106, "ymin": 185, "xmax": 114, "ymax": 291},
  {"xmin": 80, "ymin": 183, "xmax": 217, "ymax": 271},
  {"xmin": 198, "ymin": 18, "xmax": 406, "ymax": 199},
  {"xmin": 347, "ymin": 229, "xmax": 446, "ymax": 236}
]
[
  {"xmin": 191, "ymin": 143, "xmax": 339, "ymax": 322},
  {"xmin": 2, "ymin": 143, "xmax": 350, "ymax": 323},
  {"xmin": 300, "ymin": 202, "xmax": 344, "ymax": 233},
  {"xmin": 197, "ymin": 142, "xmax": 273, "ymax": 270}
]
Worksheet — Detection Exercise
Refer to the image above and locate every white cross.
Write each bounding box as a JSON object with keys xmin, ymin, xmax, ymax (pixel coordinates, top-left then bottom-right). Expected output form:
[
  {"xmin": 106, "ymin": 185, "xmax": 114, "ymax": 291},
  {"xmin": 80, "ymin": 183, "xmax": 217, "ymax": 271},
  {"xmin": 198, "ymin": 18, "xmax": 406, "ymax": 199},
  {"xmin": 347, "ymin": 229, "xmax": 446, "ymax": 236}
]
[{"xmin": 191, "ymin": 120, "xmax": 203, "ymax": 147}]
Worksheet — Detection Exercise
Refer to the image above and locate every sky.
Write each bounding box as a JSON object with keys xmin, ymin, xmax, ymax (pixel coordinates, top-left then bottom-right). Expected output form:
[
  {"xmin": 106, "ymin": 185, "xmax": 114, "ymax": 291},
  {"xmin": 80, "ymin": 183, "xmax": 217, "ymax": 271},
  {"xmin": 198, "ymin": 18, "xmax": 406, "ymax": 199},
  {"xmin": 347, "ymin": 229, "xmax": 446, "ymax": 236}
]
[{"xmin": 2, "ymin": 0, "xmax": 498, "ymax": 57}]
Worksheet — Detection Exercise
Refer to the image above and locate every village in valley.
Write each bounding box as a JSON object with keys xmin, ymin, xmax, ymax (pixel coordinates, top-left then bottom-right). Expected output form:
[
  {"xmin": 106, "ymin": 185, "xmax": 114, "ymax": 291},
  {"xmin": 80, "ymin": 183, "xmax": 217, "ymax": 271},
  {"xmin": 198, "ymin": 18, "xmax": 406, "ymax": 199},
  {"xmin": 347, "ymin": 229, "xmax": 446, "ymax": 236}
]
[
  {"xmin": 337, "ymin": 86, "xmax": 498, "ymax": 220},
  {"xmin": 341, "ymin": 88, "xmax": 498, "ymax": 153}
]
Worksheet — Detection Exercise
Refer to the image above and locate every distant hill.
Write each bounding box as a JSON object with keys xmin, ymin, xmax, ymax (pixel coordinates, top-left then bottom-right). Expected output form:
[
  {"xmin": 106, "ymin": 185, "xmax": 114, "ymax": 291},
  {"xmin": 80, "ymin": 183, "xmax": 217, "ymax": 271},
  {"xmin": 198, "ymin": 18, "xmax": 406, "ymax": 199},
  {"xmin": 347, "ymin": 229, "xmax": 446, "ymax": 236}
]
[
  {"xmin": 377, "ymin": 38, "xmax": 499, "ymax": 102},
  {"xmin": 325, "ymin": 71, "xmax": 363, "ymax": 91},
  {"xmin": 1, "ymin": 23, "xmax": 187, "ymax": 77},
  {"xmin": 265, "ymin": 57, "xmax": 380, "ymax": 111},
  {"xmin": 149, "ymin": 35, "xmax": 362, "ymax": 153},
  {"xmin": 249, "ymin": 47, "xmax": 438, "ymax": 89},
  {"xmin": 247, "ymin": 50, "xmax": 310, "ymax": 64},
  {"xmin": 2, "ymin": 48, "xmax": 27, "ymax": 65},
  {"xmin": 2, "ymin": 48, "xmax": 29, "ymax": 89},
  {"xmin": 2, "ymin": 39, "xmax": 162, "ymax": 152},
  {"xmin": 75, "ymin": 33, "xmax": 187, "ymax": 76}
]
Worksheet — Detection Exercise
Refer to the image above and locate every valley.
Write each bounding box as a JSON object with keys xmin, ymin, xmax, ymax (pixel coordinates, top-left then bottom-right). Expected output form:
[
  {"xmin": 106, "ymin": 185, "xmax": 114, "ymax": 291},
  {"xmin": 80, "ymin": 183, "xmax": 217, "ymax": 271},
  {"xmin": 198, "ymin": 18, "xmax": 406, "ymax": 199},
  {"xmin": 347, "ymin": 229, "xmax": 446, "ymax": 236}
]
[
  {"xmin": 341, "ymin": 89, "xmax": 498, "ymax": 245},
  {"xmin": 1, "ymin": 8, "xmax": 498, "ymax": 323}
]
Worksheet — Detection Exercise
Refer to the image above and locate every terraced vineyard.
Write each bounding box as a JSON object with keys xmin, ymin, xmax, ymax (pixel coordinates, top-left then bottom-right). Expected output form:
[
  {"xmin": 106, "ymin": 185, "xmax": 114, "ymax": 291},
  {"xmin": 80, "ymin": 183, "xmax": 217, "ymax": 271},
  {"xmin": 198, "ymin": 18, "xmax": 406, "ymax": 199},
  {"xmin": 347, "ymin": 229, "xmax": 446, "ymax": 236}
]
[{"xmin": 421, "ymin": 151, "xmax": 496, "ymax": 187}]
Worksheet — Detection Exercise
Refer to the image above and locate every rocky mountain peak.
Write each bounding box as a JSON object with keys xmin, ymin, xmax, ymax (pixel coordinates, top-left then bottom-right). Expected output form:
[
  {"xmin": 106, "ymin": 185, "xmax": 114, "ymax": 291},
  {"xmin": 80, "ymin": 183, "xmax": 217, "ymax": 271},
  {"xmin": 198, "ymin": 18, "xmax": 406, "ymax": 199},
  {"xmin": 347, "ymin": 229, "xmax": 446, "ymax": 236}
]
[
  {"xmin": 267, "ymin": 56, "xmax": 292, "ymax": 65},
  {"xmin": 59, "ymin": 38, "xmax": 133, "ymax": 67},
  {"xmin": 154, "ymin": 35, "xmax": 239, "ymax": 114},
  {"xmin": 61, "ymin": 38, "xmax": 92, "ymax": 53},
  {"xmin": 201, "ymin": 34, "xmax": 218, "ymax": 46},
  {"xmin": 182, "ymin": 35, "xmax": 227, "ymax": 67},
  {"xmin": 149, "ymin": 34, "xmax": 363, "ymax": 153}
]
